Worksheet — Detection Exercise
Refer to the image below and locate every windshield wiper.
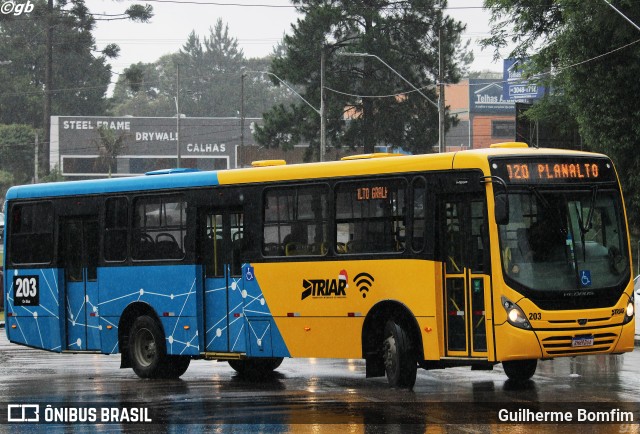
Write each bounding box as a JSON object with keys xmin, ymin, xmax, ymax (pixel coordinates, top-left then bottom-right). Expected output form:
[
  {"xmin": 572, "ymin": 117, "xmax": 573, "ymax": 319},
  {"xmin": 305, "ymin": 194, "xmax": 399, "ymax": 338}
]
[
  {"xmin": 575, "ymin": 186, "xmax": 598, "ymax": 262},
  {"xmin": 583, "ymin": 186, "xmax": 598, "ymax": 235},
  {"xmin": 529, "ymin": 186, "xmax": 567, "ymax": 236}
]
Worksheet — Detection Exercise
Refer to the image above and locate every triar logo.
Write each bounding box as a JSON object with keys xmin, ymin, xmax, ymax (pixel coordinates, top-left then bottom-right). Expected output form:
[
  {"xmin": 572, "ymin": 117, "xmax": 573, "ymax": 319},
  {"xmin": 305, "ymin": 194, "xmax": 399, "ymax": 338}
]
[{"xmin": 301, "ymin": 270, "xmax": 348, "ymax": 300}]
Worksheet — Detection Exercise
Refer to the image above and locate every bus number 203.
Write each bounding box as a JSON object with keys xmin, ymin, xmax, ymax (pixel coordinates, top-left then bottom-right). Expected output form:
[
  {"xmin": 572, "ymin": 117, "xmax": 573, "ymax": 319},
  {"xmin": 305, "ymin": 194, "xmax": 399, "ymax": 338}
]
[{"xmin": 13, "ymin": 276, "xmax": 39, "ymax": 306}]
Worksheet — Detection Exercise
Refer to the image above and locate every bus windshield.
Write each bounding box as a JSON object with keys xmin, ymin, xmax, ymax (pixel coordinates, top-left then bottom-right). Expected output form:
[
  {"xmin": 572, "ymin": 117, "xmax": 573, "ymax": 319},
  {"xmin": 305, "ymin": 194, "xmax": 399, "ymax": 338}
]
[{"xmin": 499, "ymin": 188, "xmax": 628, "ymax": 295}]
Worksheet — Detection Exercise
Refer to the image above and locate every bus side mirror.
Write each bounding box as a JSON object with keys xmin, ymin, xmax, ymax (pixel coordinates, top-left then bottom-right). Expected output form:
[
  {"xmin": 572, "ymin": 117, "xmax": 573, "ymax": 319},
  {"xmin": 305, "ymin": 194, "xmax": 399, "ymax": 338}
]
[{"xmin": 495, "ymin": 194, "xmax": 509, "ymax": 225}]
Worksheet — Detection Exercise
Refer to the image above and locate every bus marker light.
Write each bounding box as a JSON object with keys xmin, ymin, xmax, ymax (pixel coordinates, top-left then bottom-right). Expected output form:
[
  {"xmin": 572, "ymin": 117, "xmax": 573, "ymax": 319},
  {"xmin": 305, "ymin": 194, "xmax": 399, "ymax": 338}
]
[
  {"xmin": 287, "ymin": 312, "xmax": 300, "ymax": 317},
  {"xmin": 304, "ymin": 327, "xmax": 311, "ymax": 332},
  {"xmin": 106, "ymin": 325, "xmax": 113, "ymax": 330},
  {"xmin": 347, "ymin": 312, "xmax": 362, "ymax": 317},
  {"xmin": 11, "ymin": 325, "xmax": 16, "ymax": 329},
  {"xmin": 424, "ymin": 327, "xmax": 432, "ymax": 333},
  {"xmin": 183, "ymin": 326, "xmax": 190, "ymax": 330},
  {"xmin": 234, "ymin": 313, "xmax": 243, "ymax": 318},
  {"xmin": 163, "ymin": 312, "xmax": 175, "ymax": 317}
]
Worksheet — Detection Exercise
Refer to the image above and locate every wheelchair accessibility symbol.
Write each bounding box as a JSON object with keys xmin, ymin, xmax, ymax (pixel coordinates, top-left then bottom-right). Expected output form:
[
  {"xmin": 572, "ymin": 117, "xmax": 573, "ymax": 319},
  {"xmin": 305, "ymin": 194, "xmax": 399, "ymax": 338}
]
[
  {"xmin": 245, "ymin": 266, "xmax": 255, "ymax": 281},
  {"xmin": 580, "ymin": 270, "xmax": 592, "ymax": 287}
]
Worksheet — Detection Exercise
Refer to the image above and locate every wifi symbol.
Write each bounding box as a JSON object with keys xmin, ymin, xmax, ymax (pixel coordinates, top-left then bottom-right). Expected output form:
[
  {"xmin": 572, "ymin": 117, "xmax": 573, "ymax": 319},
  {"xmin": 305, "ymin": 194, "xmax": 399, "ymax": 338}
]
[{"xmin": 354, "ymin": 272, "xmax": 374, "ymax": 298}]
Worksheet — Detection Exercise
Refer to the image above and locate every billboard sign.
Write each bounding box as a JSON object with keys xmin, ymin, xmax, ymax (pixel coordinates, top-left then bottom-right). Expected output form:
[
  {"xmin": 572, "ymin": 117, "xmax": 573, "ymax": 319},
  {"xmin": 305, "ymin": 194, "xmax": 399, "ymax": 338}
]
[
  {"xmin": 469, "ymin": 79, "xmax": 515, "ymax": 114},
  {"xmin": 503, "ymin": 59, "xmax": 545, "ymax": 101}
]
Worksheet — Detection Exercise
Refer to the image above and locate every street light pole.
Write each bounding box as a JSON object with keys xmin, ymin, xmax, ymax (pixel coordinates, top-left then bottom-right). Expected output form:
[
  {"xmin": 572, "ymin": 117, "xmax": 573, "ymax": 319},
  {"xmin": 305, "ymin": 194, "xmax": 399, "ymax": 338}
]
[
  {"xmin": 247, "ymin": 70, "xmax": 324, "ymax": 161},
  {"xmin": 438, "ymin": 19, "xmax": 445, "ymax": 154},
  {"xmin": 337, "ymin": 52, "xmax": 442, "ymax": 151},
  {"xmin": 240, "ymin": 71, "xmax": 246, "ymax": 167}
]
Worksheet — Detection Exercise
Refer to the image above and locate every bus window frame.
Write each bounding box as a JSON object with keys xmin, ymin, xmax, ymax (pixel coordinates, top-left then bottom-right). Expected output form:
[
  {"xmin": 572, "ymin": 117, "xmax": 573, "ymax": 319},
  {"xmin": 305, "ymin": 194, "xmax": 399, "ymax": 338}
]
[
  {"xmin": 334, "ymin": 177, "xmax": 408, "ymax": 256},
  {"xmin": 261, "ymin": 182, "xmax": 331, "ymax": 259},
  {"xmin": 7, "ymin": 200, "xmax": 55, "ymax": 267},
  {"xmin": 103, "ymin": 196, "xmax": 130, "ymax": 264},
  {"xmin": 131, "ymin": 193, "xmax": 187, "ymax": 263},
  {"xmin": 410, "ymin": 176, "xmax": 428, "ymax": 254}
]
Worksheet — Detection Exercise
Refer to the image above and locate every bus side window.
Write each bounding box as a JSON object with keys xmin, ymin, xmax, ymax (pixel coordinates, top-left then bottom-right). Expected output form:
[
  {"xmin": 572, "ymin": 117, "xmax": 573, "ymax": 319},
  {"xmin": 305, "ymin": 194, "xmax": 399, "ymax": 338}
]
[
  {"xmin": 412, "ymin": 178, "xmax": 426, "ymax": 252},
  {"xmin": 204, "ymin": 214, "xmax": 224, "ymax": 278},
  {"xmin": 262, "ymin": 186, "xmax": 328, "ymax": 257},
  {"xmin": 230, "ymin": 213, "xmax": 244, "ymax": 276},
  {"xmin": 104, "ymin": 197, "xmax": 128, "ymax": 262},
  {"xmin": 9, "ymin": 202, "xmax": 54, "ymax": 265}
]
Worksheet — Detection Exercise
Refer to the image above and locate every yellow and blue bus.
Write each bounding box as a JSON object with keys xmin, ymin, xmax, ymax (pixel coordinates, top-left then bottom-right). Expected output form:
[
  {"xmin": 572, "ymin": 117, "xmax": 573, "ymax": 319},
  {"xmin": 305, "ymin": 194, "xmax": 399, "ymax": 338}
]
[{"xmin": 3, "ymin": 143, "xmax": 635, "ymax": 388}]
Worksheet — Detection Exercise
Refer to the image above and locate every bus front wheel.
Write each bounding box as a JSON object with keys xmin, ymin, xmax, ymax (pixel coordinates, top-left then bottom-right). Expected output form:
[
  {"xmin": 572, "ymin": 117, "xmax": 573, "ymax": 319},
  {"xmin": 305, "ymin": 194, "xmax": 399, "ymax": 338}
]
[
  {"xmin": 502, "ymin": 359, "xmax": 537, "ymax": 382},
  {"xmin": 382, "ymin": 320, "xmax": 417, "ymax": 389}
]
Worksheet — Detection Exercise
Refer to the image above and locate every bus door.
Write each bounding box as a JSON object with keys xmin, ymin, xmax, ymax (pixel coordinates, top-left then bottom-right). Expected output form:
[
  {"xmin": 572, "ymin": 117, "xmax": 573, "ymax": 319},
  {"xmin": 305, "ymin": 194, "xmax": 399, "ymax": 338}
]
[
  {"xmin": 60, "ymin": 217, "xmax": 100, "ymax": 351},
  {"xmin": 440, "ymin": 192, "xmax": 490, "ymax": 358},
  {"xmin": 201, "ymin": 210, "xmax": 245, "ymax": 353}
]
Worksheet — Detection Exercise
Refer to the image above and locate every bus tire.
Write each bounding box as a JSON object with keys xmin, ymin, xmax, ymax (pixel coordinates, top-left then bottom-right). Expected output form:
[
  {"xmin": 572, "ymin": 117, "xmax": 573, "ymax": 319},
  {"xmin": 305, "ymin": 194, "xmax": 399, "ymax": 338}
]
[
  {"xmin": 161, "ymin": 356, "xmax": 191, "ymax": 379},
  {"xmin": 129, "ymin": 315, "xmax": 168, "ymax": 379},
  {"xmin": 383, "ymin": 320, "xmax": 417, "ymax": 389},
  {"xmin": 228, "ymin": 357, "xmax": 283, "ymax": 376},
  {"xmin": 502, "ymin": 359, "xmax": 537, "ymax": 382}
]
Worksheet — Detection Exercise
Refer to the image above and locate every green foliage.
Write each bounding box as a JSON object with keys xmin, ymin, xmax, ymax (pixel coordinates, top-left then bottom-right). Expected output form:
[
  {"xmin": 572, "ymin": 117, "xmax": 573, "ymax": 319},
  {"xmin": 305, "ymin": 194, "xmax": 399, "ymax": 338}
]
[
  {"xmin": 0, "ymin": 0, "xmax": 152, "ymax": 128},
  {"xmin": 0, "ymin": 0, "xmax": 133, "ymax": 127},
  {"xmin": 482, "ymin": 0, "xmax": 640, "ymax": 230},
  {"xmin": 110, "ymin": 20, "xmax": 295, "ymax": 118},
  {"xmin": 0, "ymin": 170, "xmax": 15, "ymax": 202},
  {"xmin": 40, "ymin": 165, "xmax": 64, "ymax": 183},
  {"xmin": 255, "ymin": 0, "xmax": 472, "ymax": 159},
  {"xmin": 95, "ymin": 126, "xmax": 128, "ymax": 178},
  {"xmin": 0, "ymin": 124, "xmax": 37, "ymax": 187}
]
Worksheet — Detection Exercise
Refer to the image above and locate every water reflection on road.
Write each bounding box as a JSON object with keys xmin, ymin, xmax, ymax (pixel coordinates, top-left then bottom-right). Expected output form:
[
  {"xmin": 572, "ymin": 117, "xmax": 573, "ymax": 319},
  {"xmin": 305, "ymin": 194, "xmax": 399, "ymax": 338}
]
[{"xmin": 0, "ymin": 333, "xmax": 638, "ymax": 433}]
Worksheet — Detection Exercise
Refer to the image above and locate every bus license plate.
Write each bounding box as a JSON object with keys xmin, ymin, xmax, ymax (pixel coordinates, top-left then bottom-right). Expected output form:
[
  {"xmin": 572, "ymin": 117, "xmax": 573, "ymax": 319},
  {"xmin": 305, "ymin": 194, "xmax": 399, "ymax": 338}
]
[{"xmin": 571, "ymin": 335, "xmax": 594, "ymax": 347}]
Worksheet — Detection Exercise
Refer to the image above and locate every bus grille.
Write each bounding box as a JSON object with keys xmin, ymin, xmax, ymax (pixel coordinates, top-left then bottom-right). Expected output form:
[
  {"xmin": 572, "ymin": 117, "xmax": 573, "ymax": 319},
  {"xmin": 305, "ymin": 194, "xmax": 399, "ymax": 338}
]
[{"xmin": 540, "ymin": 333, "xmax": 617, "ymax": 355}]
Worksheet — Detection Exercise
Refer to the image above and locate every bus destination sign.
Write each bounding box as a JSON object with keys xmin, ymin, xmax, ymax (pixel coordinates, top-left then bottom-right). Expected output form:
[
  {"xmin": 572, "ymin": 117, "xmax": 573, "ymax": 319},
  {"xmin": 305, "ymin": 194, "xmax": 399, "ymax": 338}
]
[{"xmin": 491, "ymin": 158, "xmax": 615, "ymax": 184}]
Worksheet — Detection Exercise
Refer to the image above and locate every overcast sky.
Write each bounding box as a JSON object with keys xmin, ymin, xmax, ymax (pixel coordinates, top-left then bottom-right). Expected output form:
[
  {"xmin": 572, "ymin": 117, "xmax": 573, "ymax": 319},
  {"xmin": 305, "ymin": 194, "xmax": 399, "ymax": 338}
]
[{"xmin": 87, "ymin": 0, "xmax": 505, "ymax": 86}]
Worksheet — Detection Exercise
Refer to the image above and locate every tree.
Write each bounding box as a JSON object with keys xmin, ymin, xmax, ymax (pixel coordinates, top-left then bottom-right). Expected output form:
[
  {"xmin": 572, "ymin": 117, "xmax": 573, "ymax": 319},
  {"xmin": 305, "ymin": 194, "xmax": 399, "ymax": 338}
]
[
  {"xmin": 110, "ymin": 21, "xmax": 297, "ymax": 119},
  {"xmin": 482, "ymin": 0, "xmax": 640, "ymax": 229},
  {"xmin": 0, "ymin": 0, "xmax": 153, "ymax": 176},
  {"xmin": 254, "ymin": 0, "xmax": 472, "ymax": 160},
  {"xmin": 0, "ymin": 124, "xmax": 39, "ymax": 187},
  {"xmin": 95, "ymin": 125, "xmax": 128, "ymax": 178},
  {"xmin": 110, "ymin": 57, "xmax": 176, "ymax": 116}
]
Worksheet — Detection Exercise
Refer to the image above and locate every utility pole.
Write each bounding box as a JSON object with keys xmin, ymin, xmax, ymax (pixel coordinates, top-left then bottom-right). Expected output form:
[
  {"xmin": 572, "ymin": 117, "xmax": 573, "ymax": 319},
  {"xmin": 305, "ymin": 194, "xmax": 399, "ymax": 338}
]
[
  {"xmin": 438, "ymin": 3, "xmax": 445, "ymax": 153},
  {"xmin": 42, "ymin": 0, "xmax": 53, "ymax": 175},
  {"xmin": 320, "ymin": 47, "xmax": 326, "ymax": 162},
  {"xmin": 175, "ymin": 64, "xmax": 180, "ymax": 168},
  {"xmin": 34, "ymin": 133, "xmax": 39, "ymax": 183}
]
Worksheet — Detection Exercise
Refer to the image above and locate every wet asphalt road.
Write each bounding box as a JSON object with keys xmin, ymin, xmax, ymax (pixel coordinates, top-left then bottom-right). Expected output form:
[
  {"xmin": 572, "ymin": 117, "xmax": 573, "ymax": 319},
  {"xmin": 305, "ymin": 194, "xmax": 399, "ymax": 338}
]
[{"xmin": 0, "ymin": 332, "xmax": 638, "ymax": 433}]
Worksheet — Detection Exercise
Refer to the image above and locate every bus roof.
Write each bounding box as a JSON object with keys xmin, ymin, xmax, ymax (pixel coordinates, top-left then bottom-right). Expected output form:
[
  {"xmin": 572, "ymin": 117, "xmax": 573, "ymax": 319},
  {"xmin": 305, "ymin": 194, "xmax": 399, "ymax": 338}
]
[{"xmin": 5, "ymin": 146, "xmax": 607, "ymax": 200}]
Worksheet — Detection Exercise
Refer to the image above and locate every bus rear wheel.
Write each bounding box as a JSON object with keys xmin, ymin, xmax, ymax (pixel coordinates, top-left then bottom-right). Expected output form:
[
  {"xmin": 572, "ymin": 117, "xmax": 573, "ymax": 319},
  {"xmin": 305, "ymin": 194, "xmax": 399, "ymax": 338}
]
[
  {"xmin": 502, "ymin": 359, "xmax": 537, "ymax": 382},
  {"xmin": 129, "ymin": 315, "xmax": 190, "ymax": 379},
  {"xmin": 228, "ymin": 358, "xmax": 283, "ymax": 376},
  {"xmin": 382, "ymin": 320, "xmax": 417, "ymax": 389}
]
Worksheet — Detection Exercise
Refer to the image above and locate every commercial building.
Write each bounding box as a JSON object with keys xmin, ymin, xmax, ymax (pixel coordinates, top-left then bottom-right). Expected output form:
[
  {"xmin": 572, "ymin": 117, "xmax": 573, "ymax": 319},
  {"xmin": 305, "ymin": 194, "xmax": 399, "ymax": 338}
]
[{"xmin": 50, "ymin": 116, "xmax": 262, "ymax": 178}]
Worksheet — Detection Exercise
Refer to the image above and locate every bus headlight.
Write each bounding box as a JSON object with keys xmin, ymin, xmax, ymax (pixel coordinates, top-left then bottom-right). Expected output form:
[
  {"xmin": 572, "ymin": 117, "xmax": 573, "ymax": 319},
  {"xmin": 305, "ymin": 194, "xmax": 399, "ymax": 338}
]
[
  {"xmin": 623, "ymin": 294, "xmax": 634, "ymax": 324},
  {"xmin": 501, "ymin": 296, "xmax": 532, "ymax": 330}
]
